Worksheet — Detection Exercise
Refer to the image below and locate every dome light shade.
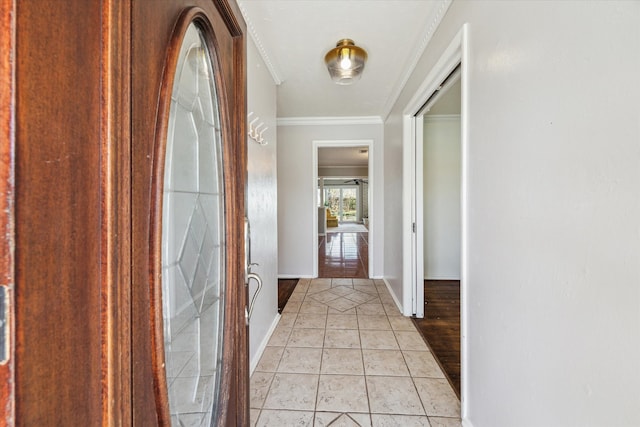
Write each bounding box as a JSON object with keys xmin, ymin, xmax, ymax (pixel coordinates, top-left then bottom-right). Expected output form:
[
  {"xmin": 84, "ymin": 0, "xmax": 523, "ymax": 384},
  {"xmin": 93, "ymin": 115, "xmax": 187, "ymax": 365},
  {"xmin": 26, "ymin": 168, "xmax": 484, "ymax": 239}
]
[{"xmin": 324, "ymin": 39, "xmax": 367, "ymax": 85}]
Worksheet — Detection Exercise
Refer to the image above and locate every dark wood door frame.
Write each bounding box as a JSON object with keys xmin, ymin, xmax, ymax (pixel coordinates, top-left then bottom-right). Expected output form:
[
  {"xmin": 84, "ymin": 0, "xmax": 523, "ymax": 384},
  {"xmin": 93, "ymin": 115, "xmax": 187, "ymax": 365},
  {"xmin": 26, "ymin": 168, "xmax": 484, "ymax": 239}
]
[{"xmin": 12, "ymin": 1, "xmax": 120, "ymax": 424}]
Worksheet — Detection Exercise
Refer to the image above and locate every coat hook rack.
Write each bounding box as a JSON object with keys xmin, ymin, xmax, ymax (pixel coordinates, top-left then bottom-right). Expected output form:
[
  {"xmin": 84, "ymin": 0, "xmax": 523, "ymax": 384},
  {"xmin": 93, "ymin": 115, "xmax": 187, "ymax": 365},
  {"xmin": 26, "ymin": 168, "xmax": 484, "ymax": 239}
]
[{"xmin": 247, "ymin": 112, "xmax": 268, "ymax": 145}]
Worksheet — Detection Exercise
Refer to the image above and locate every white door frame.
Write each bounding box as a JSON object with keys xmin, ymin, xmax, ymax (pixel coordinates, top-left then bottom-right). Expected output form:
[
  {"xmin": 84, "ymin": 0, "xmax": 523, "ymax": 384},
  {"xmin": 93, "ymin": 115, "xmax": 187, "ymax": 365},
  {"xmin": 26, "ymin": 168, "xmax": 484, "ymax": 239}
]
[
  {"xmin": 401, "ymin": 23, "xmax": 469, "ymax": 409},
  {"xmin": 312, "ymin": 140, "xmax": 374, "ymax": 278}
]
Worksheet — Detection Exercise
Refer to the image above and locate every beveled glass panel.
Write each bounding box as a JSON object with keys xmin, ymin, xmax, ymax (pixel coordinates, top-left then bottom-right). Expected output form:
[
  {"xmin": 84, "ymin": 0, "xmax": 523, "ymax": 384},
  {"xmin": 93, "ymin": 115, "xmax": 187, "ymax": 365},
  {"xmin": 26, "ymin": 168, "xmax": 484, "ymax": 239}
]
[{"xmin": 162, "ymin": 22, "xmax": 225, "ymax": 427}]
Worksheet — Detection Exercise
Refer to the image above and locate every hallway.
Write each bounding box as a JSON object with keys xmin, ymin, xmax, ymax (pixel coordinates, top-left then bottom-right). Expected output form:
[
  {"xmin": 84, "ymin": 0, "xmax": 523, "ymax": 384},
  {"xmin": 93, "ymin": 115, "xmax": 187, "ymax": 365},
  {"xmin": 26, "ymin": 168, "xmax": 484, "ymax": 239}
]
[
  {"xmin": 250, "ymin": 278, "xmax": 461, "ymax": 426},
  {"xmin": 319, "ymin": 232, "xmax": 369, "ymax": 278}
]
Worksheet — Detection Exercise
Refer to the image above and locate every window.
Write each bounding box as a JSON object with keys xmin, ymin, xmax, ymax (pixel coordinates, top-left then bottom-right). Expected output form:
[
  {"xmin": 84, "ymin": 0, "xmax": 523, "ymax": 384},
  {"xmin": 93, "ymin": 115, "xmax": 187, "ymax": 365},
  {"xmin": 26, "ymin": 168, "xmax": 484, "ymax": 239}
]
[{"xmin": 324, "ymin": 186, "xmax": 358, "ymax": 223}]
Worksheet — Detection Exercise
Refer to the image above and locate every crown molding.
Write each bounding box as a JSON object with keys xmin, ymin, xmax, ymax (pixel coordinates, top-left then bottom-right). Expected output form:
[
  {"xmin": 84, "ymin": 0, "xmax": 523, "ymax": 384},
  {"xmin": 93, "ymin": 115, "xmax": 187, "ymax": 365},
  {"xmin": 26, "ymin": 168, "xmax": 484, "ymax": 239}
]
[
  {"xmin": 238, "ymin": 1, "xmax": 283, "ymax": 85},
  {"xmin": 277, "ymin": 116, "xmax": 383, "ymax": 127},
  {"xmin": 381, "ymin": 0, "xmax": 453, "ymax": 120}
]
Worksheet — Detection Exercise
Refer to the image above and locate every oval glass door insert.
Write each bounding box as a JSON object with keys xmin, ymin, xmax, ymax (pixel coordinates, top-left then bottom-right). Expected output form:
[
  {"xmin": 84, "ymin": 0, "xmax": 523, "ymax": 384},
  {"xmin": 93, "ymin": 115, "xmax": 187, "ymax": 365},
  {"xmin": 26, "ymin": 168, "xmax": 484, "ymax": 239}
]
[{"xmin": 161, "ymin": 21, "xmax": 225, "ymax": 426}]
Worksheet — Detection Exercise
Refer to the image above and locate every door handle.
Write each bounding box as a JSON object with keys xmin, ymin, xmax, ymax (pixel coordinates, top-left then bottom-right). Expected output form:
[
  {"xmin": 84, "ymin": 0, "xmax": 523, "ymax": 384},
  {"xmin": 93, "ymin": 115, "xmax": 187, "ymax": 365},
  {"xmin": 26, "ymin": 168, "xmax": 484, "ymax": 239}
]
[
  {"xmin": 247, "ymin": 272, "xmax": 262, "ymax": 320},
  {"xmin": 244, "ymin": 217, "xmax": 262, "ymax": 321}
]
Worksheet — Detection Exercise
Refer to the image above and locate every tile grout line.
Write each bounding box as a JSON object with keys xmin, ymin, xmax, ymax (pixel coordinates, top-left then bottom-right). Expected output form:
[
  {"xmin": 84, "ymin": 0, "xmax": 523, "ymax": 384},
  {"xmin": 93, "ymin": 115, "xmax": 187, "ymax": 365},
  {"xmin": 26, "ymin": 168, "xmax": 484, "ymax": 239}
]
[
  {"xmin": 360, "ymin": 306, "xmax": 373, "ymax": 426},
  {"xmin": 260, "ymin": 284, "xmax": 303, "ymax": 417},
  {"xmin": 311, "ymin": 305, "xmax": 324, "ymax": 425},
  {"xmin": 254, "ymin": 277, "xmax": 461, "ymax": 425}
]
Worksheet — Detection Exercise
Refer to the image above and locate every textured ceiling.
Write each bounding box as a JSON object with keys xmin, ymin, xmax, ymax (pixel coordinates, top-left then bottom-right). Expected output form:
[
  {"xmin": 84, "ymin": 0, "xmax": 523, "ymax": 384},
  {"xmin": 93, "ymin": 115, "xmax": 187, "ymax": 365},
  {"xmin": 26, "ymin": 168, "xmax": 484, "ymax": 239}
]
[{"xmin": 238, "ymin": 0, "xmax": 448, "ymax": 119}]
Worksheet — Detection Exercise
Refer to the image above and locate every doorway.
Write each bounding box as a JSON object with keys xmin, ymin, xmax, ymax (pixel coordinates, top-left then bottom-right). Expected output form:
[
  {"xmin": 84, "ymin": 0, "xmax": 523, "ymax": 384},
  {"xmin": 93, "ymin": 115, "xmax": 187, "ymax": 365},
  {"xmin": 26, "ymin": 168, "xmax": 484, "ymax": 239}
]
[
  {"xmin": 313, "ymin": 141, "xmax": 373, "ymax": 278},
  {"xmin": 402, "ymin": 24, "xmax": 468, "ymax": 412},
  {"xmin": 414, "ymin": 73, "xmax": 462, "ymax": 396}
]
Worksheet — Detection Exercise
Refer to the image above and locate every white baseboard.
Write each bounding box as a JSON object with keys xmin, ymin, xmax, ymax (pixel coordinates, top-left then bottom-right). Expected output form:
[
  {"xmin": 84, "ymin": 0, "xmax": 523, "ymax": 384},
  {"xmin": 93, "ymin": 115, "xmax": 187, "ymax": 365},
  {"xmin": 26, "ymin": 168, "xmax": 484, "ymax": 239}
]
[
  {"xmin": 250, "ymin": 313, "xmax": 281, "ymax": 375},
  {"xmin": 461, "ymin": 418, "xmax": 473, "ymax": 427},
  {"xmin": 382, "ymin": 277, "xmax": 404, "ymax": 315}
]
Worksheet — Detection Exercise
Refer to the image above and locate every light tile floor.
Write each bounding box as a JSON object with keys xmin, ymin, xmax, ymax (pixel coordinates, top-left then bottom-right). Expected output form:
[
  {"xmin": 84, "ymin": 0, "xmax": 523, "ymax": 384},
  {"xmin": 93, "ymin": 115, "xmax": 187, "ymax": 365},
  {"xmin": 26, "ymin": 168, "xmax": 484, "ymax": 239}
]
[{"xmin": 251, "ymin": 278, "xmax": 461, "ymax": 427}]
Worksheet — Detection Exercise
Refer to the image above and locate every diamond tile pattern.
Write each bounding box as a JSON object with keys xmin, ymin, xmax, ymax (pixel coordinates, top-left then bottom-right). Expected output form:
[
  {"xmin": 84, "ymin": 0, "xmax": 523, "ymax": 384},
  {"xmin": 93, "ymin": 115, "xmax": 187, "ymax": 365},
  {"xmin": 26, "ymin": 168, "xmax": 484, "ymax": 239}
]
[
  {"xmin": 310, "ymin": 287, "xmax": 378, "ymax": 312},
  {"xmin": 251, "ymin": 278, "xmax": 462, "ymax": 426}
]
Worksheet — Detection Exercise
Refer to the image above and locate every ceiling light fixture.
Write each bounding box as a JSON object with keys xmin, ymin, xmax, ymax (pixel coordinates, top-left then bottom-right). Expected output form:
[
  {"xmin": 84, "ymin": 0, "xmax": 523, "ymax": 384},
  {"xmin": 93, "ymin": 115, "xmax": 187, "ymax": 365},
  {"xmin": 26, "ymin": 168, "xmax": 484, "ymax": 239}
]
[{"xmin": 324, "ymin": 39, "xmax": 367, "ymax": 85}]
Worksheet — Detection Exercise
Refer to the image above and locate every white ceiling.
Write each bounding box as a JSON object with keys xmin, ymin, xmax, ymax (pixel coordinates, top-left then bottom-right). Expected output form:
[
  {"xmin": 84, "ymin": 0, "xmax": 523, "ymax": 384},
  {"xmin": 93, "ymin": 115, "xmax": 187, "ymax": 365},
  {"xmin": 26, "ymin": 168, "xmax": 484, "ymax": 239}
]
[
  {"xmin": 238, "ymin": 0, "xmax": 447, "ymax": 119},
  {"xmin": 318, "ymin": 146, "xmax": 369, "ymax": 167}
]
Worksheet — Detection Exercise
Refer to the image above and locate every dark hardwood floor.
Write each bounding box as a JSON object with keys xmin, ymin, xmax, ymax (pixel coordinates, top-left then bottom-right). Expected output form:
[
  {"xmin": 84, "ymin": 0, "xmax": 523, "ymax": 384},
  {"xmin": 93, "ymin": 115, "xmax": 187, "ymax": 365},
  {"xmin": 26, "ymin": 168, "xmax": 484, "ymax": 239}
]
[
  {"xmin": 277, "ymin": 278, "xmax": 299, "ymax": 313},
  {"xmin": 318, "ymin": 231, "xmax": 368, "ymax": 278},
  {"xmin": 412, "ymin": 280, "xmax": 461, "ymax": 397}
]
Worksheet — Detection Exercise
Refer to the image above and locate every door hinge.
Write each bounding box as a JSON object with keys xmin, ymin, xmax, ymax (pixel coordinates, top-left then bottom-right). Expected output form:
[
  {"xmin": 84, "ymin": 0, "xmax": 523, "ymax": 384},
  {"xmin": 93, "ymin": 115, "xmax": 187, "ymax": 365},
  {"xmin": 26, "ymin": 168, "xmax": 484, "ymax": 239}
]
[{"xmin": 412, "ymin": 222, "xmax": 416, "ymax": 233}]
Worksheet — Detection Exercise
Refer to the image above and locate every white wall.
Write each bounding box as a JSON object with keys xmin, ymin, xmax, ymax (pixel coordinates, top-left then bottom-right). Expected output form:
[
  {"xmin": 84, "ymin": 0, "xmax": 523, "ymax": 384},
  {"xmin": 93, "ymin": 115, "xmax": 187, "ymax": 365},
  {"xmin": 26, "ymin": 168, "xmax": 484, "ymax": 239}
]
[
  {"xmin": 246, "ymin": 38, "xmax": 279, "ymax": 366},
  {"xmin": 385, "ymin": 1, "xmax": 640, "ymax": 425},
  {"xmin": 277, "ymin": 123, "xmax": 384, "ymax": 277},
  {"xmin": 383, "ymin": 112, "xmax": 404, "ymax": 299},
  {"xmin": 423, "ymin": 116, "xmax": 461, "ymax": 279}
]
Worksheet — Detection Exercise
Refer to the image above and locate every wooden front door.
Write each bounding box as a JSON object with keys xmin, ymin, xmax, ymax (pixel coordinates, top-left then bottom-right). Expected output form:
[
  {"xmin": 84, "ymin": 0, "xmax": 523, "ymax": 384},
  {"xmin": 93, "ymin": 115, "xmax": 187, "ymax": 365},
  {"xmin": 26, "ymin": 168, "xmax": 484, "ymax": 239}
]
[
  {"xmin": 131, "ymin": 1, "xmax": 248, "ymax": 425},
  {"xmin": 2, "ymin": 0, "xmax": 248, "ymax": 424}
]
